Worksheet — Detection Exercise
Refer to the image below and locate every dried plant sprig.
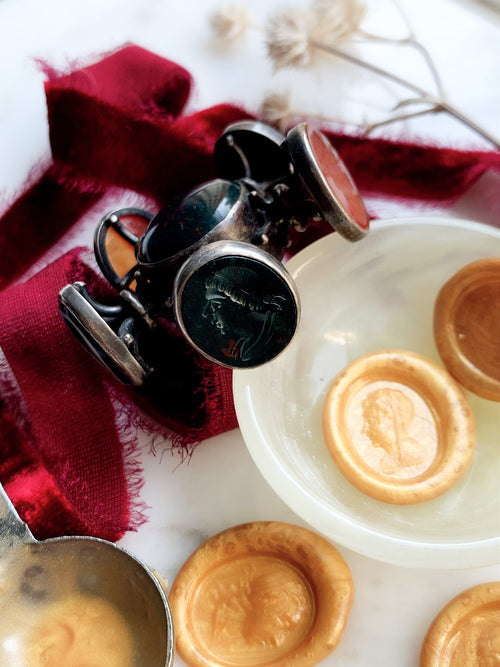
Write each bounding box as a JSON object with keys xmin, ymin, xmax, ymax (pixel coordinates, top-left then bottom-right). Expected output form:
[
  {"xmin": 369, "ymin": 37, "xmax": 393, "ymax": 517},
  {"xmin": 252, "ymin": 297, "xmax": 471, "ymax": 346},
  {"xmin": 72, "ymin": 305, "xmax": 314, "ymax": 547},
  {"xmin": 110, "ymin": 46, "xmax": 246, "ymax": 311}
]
[
  {"xmin": 264, "ymin": 1, "xmax": 500, "ymax": 149},
  {"xmin": 355, "ymin": 0, "xmax": 444, "ymax": 96},
  {"xmin": 211, "ymin": 1, "xmax": 499, "ymax": 149},
  {"xmin": 302, "ymin": 36, "xmax": 500, "ymax": 148}
]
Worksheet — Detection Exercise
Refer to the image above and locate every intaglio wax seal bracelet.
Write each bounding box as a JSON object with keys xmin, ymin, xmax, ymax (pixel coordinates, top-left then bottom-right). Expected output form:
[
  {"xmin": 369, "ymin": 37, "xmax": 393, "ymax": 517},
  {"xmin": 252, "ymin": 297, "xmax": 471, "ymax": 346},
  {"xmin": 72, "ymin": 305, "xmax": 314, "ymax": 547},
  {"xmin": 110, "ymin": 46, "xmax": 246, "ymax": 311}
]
[{"xmin": 59, "ymin": 121, "xmax": 369, "ymax": 388}]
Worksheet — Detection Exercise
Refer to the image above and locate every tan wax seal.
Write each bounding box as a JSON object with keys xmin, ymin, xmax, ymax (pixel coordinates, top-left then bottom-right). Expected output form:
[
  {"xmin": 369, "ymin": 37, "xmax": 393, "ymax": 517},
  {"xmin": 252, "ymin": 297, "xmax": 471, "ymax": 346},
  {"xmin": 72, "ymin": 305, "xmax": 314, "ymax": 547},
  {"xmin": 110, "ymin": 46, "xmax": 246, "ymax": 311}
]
[
  {"xmin": 434, "ymin": 258, "xmax": 500, "ymax": 402},
  {"xmin": 322, "ymin": 350, "xmax": 476, "ymax": 504},
  {"xmin": 420, "ymin": 581, "xmax": 500, "ymax": 667},
  {"xmin": 168, "ymin": 521, "xmax": 353, "ymax": 667}
]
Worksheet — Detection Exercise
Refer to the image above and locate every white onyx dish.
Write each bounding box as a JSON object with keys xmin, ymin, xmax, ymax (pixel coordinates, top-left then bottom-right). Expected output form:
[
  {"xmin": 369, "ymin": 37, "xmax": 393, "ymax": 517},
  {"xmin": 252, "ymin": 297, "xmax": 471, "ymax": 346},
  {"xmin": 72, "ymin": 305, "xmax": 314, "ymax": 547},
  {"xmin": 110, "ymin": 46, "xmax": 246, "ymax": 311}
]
[{"xmin": 233, "ymin": 217, "xmax": 500, "ymax": 569}]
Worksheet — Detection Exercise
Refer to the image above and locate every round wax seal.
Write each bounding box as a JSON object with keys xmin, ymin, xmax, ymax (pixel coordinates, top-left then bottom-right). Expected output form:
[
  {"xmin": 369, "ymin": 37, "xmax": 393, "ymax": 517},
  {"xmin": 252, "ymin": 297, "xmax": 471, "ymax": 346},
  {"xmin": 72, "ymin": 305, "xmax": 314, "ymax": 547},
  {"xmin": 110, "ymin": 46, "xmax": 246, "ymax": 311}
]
[
  {"xmin": 168, "ymin": 521, "xmax": 353, "ymax": 667},
  {"xmin": 322, "ymin": 350, "xmax": 475, "ymax": 504},
  {"xmin": 434, "ymin": 258, "xmax": 500, "ymax": 402},
  {"xmin": 420, "ymin": 582, "xmax": 500, "ymax": 667}
]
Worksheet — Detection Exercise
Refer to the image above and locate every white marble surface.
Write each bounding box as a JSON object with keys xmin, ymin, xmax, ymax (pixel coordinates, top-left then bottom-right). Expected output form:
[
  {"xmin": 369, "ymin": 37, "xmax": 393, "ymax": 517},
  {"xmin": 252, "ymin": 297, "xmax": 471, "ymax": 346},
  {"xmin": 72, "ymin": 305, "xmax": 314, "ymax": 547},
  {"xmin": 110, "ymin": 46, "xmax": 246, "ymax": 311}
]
[{"xmin": 1, "ymin": 0, "xmax": 499, "ymax": 665}]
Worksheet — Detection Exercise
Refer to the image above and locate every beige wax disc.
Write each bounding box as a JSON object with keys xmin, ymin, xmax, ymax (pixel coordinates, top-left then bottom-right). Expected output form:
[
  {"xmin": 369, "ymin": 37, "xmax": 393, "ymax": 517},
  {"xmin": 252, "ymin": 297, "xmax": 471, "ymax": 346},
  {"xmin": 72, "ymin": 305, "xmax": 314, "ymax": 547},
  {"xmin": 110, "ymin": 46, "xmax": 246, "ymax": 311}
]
[
  {"xmin": 168, "ymin": 521, "xmax": 353, "ymax": 667},
  {"xmin": 434, "ymin": 257, "xmax": 500, "ymax": 402},
  {"xmin": 322, "ymin": 349, "xmax": 476, "ymax": 504},
  {"xmin": 420, "ymin": 581, "xmax": 500, "ymax": 666}
]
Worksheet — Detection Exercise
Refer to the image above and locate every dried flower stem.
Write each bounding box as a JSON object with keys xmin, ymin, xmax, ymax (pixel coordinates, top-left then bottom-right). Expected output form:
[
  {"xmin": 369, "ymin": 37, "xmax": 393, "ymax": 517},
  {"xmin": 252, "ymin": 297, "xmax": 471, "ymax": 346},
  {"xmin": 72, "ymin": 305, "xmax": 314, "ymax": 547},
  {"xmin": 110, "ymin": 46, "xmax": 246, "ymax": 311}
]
[
  {"xmin": 356, "ymin": 32, "xmax": 444, "ymax": 96},
  {"xmin": 358, "ymin": 0, "xmax": 445, "ymax": 96},
  {"xmin": 212, "ymin": 1, "xmax": 499, "ymax": 148},
  {"xmin": 309, "ymin": 39, "xmax": 500, "ymax": 149}
]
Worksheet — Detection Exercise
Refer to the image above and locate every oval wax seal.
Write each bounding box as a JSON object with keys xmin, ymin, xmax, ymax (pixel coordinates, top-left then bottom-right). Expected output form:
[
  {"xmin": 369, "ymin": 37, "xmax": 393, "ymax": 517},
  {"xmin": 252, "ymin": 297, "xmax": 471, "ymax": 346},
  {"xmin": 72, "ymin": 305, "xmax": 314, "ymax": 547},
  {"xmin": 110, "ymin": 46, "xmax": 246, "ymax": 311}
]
[
  {"xmin": 420, "ymin": 581, "xmax": 500, "ymax": 666},
  {"xmin": 322, "ymin": 350, "xmax": 476, "ymax": 504},
  {"xmin": 433, "ymin": 258, "xmax": 500, "ymax": 402},
  {"xmin": 168, "ymin": 521, "xmax": 353, "ymax": 667}
]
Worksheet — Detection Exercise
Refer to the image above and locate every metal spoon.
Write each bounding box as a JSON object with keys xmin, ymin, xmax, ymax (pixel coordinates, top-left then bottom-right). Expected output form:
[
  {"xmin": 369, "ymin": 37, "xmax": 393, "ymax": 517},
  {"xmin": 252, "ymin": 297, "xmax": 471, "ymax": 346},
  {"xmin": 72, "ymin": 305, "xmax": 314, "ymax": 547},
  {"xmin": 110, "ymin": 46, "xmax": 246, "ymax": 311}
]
[{"xmin": 0, "ymin": 483, "xmax": 174, "ymax": 666}]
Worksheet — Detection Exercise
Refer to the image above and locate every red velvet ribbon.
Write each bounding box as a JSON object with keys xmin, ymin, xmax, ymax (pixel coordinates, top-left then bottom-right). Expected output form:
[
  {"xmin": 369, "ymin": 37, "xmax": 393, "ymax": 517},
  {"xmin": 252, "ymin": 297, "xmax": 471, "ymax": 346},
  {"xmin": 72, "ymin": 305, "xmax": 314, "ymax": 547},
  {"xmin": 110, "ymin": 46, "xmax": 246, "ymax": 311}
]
[{"xmin": 0, "ymin": 44, "xmax": 499, "ymax": 542}]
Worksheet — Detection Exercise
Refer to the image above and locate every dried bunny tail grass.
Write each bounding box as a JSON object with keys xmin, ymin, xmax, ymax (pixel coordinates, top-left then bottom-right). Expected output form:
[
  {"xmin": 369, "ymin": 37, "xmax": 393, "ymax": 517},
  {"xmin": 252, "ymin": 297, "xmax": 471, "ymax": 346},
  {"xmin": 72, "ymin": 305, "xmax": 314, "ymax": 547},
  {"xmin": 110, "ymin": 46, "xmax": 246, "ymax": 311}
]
[
  {"xmin": 265, "ymin": 0, "xmax": 366, "ymax": 71},
  {"xmin": 214, "ymin": 0, "xmax": 500, "ymax": 148},
  {"xmin": 259, "ymin": 91, "xmax": 294, "ymax": 130},
  {"xmin": 210, "ymin": 5, "xmax": 253, "ymax": 42},
  {"xmin": 259, "ymin": 91, "xmax": 338, "ymax": 132},
  {"xmin": 265, "ymin": 8, "xmax": 316, "ymax": 70},
  {"xmin": 311, "ymin": 0, "xmax": 367, "ymax": 44}
]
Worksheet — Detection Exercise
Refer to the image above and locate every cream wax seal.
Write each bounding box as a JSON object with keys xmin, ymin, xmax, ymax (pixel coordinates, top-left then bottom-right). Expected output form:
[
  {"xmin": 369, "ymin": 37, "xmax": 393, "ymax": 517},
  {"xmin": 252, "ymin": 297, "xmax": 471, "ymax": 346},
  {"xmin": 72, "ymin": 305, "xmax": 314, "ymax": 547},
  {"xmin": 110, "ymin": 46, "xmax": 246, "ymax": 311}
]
[
  {"xmin": 420, "ymin": 582, "xmax": 500, "ymax": 667},
  {"xmin": 434, "ymin": 257, "xmax": 500, "ymax": 402},
  {"xmin": 168, "ymin": 521, "xmax": 353, "ymax": 667},
  {"xmin": 322, "ymin": 350, "xmax": 476, "ymax": 504}
]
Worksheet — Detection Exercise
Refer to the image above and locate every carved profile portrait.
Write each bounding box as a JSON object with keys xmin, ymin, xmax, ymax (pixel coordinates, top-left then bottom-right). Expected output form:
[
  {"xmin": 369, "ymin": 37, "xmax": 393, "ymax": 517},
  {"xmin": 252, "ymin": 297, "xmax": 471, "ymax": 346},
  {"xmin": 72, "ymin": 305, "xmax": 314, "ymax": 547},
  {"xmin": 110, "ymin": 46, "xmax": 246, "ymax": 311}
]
[
  {"xmin": 202, "ymin": 265, "xmax": 287, "ymax": 363},
  {"xmin": 361, "ymin": 387, "xmax": 428, "ymax": 474},
  {"xmin": 203, "ymin": 562, "xmax": 312, "ymax": 656}
]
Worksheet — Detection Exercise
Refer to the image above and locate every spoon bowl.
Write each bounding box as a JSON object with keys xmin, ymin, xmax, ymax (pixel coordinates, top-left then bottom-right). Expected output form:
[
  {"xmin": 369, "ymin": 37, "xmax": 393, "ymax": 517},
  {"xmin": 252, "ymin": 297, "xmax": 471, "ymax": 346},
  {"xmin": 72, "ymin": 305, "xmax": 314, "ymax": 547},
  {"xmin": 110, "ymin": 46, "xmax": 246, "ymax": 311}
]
[{"xmin": 0, "ymin": 485, "xmax": 174, "ymax": 666}]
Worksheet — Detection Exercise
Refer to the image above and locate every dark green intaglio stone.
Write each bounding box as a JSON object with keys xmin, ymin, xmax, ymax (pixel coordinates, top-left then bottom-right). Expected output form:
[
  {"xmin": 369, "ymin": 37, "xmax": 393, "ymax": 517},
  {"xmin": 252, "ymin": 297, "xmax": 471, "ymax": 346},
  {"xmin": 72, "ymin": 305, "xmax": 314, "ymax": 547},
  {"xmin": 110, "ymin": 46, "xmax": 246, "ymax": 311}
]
[
  {"xmin": 139, "ymin": 180, "xmax": 241, "ymax": 263},
  {"xmin": 178, "ymin": 252, "xmax": 298, "ymax": 369}
]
